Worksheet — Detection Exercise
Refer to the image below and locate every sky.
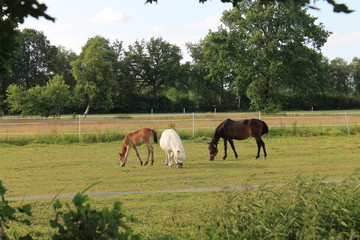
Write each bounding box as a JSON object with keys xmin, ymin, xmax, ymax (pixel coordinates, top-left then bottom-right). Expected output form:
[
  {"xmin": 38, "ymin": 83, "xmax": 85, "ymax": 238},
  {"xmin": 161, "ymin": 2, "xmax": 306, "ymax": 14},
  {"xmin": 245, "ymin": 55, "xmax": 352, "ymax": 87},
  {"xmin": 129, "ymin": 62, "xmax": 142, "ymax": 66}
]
[{"xmin": 20, "ymin": 0, "xmax": 360, "ymax": 63}]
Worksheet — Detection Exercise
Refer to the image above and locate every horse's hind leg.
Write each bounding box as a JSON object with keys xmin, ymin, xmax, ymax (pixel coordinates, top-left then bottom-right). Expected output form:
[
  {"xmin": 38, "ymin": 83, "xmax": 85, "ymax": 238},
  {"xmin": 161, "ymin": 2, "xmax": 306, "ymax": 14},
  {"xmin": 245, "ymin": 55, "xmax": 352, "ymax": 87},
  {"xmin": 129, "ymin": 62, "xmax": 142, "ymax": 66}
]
[
  {"xmin": 144, "ymin": 144, "xmax": 154, "ymax": 166},
  {"xmin": 255, "ymin": 138, "xmax": 262, "ymax": 159},
  {"xmin": 228, "ymin": 139, "xmax": 238, "ymax": 159},
  {"xmin": 261, "ymin": 139, "xmax": 267, "ymax": 158},
  {"xmin": 133, "ymin": 146, "xmax": 143, "ymax": 165},
  {"xmin": 255, "ymin": 137, "xmax": 267, "ymax": 159}
]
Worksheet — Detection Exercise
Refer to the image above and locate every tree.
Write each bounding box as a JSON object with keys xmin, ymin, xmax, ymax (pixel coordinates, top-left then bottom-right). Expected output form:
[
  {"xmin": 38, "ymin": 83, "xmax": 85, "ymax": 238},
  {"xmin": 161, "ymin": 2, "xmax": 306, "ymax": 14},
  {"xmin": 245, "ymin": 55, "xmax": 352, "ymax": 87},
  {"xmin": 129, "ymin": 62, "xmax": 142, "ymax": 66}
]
[
  {"xmin": 350, "ymin": 57, "xmax": 360, "ymax": 101},
  {"xmin": 187, "ymin": 38, "xmax": 239, "ymax": 111},
  {"xmin": 72, "ymin": 36, "xmax": 116, "ymax": 116},
  {"xmin": 52, "ymin": 46, "xmax": 78, "ymax": 88},
  {"xmin": 145, "ymin": 0, "xmax": 353, "ymax": 13},
  {"xmin": 0, "ymin": 0, "xmax": 54, "ymax": 73},
  {"xmin": 6, "ymin": 75, "xmax": 71, "ymax": 117},
  {"xmin": 111, "ymin": 40, "xmax": 137, "ymax": 113},
  {"xmin": 9, "ymin": 29, "xmax": 57, "ymax": 89},
  {"xmin": 193, "ymin": 0, "xmax": 330, "ymax": 112},
  {"xmin": 125, "ymin": 37, "xmax": 185, "ymax": 111},
  {"xmin": 327, "ymin": 58, "xmax": 352, "ymax": 108}
]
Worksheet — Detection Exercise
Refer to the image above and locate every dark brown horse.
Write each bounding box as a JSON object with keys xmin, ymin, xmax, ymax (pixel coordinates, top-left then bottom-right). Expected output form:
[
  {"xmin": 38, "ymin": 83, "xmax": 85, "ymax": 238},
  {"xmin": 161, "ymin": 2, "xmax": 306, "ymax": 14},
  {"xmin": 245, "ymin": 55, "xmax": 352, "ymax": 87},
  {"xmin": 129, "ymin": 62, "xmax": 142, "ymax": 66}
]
[{"xmin": 208, "ymin": 118, "xmax": 268, "ymax": 161}]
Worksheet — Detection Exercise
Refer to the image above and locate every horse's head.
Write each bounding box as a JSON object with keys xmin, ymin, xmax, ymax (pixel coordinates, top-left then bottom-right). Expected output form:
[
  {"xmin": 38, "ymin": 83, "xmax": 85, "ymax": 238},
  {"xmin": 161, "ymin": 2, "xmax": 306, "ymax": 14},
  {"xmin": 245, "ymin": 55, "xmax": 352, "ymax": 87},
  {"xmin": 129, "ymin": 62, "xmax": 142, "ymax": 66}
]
[
  {"xmin": 208, "ymin": 143, "xmax": 218, "ymax": 161},
  {"xmin": 119, "ymin": 153, "xmax": 126, "ymax": 167},
  {"xmin": 175, "ymin": 150, "xmax": 184, "ymax": 168}
]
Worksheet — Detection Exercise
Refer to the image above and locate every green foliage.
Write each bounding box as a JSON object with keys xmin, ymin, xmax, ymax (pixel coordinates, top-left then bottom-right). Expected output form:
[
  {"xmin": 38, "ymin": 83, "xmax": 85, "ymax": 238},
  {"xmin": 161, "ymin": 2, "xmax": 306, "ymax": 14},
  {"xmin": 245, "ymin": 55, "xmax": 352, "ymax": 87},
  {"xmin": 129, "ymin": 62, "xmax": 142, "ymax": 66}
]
[
  {"xmin": 145, "ymin": 0, "xmax": 354, "ymax": 13},
  {"xmin": 49, "ymin": 193, "xmax": 140, "ymax": 240},
  {"xmin": 143, "ymin": 176, "xmax": 360, "ymax": 239},
  {"xmin": 9, "ymin": 29, "xmax": 57, "ymax": 89},
  {"xmin": 0, "ymin": 181, "xmax": 32, "ymax": 240},
  {"xmin": 182, "ymin": 176, "xmax": 360, "ymax": 239},
  {"xmin": 6, "ymin": 75, "xmax": 71, "ymax": 117},
  {"xmin": 72, "ymin": 36, "xmax": 116, "ymax": 114},
  {"xmin": 193, "ymin": 0, "xmax": 331, "ymax": 112},
  {"xmin": 0, "ymin": 0, "xmax": 54, "ymax": 72}
]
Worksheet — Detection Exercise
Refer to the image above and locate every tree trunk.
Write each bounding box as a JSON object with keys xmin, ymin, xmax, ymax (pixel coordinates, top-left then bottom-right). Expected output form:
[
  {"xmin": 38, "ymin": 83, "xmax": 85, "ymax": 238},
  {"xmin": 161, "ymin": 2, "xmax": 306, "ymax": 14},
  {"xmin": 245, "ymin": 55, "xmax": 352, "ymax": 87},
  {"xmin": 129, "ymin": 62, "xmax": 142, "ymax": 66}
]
[{"xmin": 83, "ymin": 105, "xmax": 90, "ymax": 118}]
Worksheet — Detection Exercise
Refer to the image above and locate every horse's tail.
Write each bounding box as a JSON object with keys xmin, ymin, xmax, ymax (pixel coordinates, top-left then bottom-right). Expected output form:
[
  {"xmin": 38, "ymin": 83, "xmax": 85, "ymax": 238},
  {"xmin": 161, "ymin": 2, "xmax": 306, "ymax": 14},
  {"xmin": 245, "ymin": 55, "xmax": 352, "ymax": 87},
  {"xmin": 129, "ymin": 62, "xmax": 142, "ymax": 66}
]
[
  {"xmin": 260, "ymin": 120, "xmax": 269, "ymax": 136},
  {"xmin": 152, "ymin": 129, "xmax": 158, "ymax": 144}
]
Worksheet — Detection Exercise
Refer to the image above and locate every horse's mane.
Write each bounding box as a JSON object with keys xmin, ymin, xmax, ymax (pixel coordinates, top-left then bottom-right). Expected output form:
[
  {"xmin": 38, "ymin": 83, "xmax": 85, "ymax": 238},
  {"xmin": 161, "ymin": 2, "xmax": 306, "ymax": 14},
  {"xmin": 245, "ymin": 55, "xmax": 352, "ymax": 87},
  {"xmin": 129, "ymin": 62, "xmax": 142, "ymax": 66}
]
[{"xmin": 211, "ymin": 119, "xmax": 232, "ymax": 144}]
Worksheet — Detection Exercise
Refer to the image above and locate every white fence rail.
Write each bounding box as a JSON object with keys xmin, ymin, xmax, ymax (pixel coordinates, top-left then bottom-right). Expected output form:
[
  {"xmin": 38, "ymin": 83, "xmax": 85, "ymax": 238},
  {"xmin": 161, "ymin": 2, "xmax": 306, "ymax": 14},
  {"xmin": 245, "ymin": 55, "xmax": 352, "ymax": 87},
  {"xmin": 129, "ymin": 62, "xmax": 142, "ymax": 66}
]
[{"xmin": 1, "ymin": 112, "xmax": 359, "ymax": 138}]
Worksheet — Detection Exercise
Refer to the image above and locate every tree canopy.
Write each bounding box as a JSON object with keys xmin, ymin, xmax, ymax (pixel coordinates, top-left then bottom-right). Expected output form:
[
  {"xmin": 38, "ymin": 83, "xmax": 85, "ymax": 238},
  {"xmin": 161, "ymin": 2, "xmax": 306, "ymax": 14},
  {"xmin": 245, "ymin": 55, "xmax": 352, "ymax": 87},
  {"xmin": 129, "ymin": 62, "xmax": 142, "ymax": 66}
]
[
  {"xmin": 0, "ymin": 0, "xmax": 55, "ymax": 72},
  {"xmin": 145, "ymin": 0, "xmax": 353, "ymax": 13}
]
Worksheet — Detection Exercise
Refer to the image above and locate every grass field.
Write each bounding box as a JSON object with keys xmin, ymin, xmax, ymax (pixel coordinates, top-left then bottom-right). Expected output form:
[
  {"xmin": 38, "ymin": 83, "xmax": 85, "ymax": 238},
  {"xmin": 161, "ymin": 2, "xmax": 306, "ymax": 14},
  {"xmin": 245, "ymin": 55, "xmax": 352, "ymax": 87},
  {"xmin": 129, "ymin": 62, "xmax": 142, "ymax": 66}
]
[
  {"xmin": 1, "ymin": 135, "xmax": 359, "ymax": 198},
  {"xmin": 1, "ymin": 134, "xmax": 360, "ymax": 239},
  {"xmin": 1, "ymin": 112, "xmax": 360, "ymax": 239}
]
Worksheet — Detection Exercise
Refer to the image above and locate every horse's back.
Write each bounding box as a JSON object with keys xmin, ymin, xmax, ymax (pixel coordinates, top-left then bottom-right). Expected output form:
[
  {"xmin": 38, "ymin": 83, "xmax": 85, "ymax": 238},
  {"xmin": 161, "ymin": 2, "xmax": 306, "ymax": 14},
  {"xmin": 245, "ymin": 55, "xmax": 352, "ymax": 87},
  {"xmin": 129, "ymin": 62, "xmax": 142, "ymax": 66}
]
[
  {"xmin": 125, "ymin": 128, "xmax": 154, "ymax": 146},
  {"xmin": 160, "ymin": 129, "xmax": 185, "ymax": 158},
  {"xmin": 218, "ymin": 118, "xmax": 267, "ymax": 139}
]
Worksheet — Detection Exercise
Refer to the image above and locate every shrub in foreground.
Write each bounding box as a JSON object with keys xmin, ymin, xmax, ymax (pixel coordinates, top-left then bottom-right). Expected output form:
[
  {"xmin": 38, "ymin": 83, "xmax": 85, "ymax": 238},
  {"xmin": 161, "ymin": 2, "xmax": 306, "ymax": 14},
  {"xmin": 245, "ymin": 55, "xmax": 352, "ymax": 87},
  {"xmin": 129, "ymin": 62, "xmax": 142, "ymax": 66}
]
[
  {"xmin": 181, "ymin": 177, "xmax": 360, "ymax": 240},
  {"xmin": 50, "ymin": 193, "xmax": 140, "ymax": 240}
]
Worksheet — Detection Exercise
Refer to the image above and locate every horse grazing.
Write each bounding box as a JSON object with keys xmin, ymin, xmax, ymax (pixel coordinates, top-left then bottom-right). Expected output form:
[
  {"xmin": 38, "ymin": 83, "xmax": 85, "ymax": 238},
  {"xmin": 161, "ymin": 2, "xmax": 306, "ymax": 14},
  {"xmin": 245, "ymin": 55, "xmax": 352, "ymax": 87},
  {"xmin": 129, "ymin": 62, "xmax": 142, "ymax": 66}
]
[
  {"xmin": 119, "ymin": 128, "xmax": 158, "ymax": 167},
  {"xmin": 208, "ymin": 118, "xmax": 268, "ymax": 161},
  {"xmin": 160, "ymin": 129, "xmax": 186, "ymax": 168}
]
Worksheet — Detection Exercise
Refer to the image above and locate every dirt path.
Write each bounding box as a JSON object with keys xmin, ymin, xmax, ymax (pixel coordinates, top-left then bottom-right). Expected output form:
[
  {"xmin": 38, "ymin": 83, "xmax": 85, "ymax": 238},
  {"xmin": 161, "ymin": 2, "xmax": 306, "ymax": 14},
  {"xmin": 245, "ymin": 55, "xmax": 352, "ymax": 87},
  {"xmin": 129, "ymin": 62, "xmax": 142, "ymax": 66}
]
[{"xmin": 6, "ymin": 180, "xmax": 344, "ymax": 201}]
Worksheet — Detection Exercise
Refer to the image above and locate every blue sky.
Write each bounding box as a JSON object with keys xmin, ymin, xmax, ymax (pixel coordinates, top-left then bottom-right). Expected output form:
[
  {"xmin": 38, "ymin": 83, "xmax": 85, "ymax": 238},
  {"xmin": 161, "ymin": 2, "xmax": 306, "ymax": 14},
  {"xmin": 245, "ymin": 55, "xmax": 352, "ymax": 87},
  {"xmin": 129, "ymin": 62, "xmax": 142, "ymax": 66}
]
[{"xmin": 21, "ymin": 0, "xmax": 360, "ymax": 63}]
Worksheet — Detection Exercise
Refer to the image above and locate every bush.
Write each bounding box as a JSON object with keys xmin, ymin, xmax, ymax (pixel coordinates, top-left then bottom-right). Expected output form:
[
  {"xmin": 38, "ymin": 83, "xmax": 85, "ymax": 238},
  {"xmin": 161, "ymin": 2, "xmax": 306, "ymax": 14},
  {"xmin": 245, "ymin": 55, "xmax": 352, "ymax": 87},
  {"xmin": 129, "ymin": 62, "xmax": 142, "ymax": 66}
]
[
  {"xmin": 183, "ymin": 176, "xmax": 360, "ymax": 239},
  {"xmin": 50, "ymin": 193, "xmax": 140, "ymax": 240},
  {"xmin": 0, "ymin": 181, "xmax": 32, "ymax": 240}
]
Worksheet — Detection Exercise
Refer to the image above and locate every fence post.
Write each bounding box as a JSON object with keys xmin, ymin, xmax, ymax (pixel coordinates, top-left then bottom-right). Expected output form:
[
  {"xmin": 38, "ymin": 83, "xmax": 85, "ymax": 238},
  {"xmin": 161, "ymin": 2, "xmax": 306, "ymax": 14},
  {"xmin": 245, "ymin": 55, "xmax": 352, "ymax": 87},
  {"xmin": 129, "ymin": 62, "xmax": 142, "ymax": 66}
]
[
  {"xmin": 192, "ymin": 112, "xmax": 195, "ymax": 137},
  {"xmin": 78, "ymin": 114, "xmax": 81, "ymax": 142},
  {"xmin": 345, "ymin": 112, "xmax": 350, "ymax": 135},
  {"xmin": 259, "ymin": 111, "xmax": 261, "ymax": 120}
]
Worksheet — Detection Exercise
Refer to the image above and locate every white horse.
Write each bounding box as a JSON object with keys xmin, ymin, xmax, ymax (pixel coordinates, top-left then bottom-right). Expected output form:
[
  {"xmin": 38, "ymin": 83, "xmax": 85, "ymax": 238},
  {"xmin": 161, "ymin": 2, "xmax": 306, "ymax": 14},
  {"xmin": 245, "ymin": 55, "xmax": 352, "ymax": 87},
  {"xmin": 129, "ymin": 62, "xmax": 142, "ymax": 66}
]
[{"xmin": 159, "ymin": 129, "xmax": 186, "ymax": 168}]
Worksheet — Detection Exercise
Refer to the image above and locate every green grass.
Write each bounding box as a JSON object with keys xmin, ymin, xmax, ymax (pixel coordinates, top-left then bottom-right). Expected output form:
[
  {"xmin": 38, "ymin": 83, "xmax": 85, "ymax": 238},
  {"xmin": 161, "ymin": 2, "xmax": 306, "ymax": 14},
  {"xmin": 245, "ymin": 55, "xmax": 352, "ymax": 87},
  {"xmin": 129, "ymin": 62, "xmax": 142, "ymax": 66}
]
[
  {"xmin": 1, "ymin": 135, "xmax": 359, "ymax": 197},
  {"xmin": 2, "ymin": 135, "xmax": 360, "ymax": 239}
]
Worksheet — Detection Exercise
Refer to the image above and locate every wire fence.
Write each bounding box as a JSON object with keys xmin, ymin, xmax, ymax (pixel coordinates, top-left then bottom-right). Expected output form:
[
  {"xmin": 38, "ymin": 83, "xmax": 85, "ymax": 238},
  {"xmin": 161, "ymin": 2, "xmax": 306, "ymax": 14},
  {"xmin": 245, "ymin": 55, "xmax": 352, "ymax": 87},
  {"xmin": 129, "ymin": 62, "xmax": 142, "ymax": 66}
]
[{"xmin": 1, "ymin": 111, "xmax": 360, "ymax": 139}]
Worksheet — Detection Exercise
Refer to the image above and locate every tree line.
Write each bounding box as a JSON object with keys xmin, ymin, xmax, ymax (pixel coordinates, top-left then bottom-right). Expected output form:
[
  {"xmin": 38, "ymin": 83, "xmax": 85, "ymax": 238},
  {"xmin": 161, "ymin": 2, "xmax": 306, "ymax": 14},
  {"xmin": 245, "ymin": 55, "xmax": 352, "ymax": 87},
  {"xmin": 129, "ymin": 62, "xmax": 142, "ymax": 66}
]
[{"xmin": 1, "ymin": 0, "xmax": 359, "ymax": 117}]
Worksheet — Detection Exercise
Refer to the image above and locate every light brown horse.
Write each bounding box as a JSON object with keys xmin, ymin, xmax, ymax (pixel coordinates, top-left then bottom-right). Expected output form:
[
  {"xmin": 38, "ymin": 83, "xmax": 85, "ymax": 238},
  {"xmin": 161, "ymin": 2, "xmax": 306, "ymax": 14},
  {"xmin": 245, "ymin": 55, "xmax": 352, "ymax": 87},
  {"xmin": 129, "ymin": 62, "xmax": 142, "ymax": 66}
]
[
  {"xmin": 208, "ymin": 118, "xmax": 269, "ymax": 161},
  {"xmin": 119, "ymin": 128, "xmax": 158, "ymax": 167}
]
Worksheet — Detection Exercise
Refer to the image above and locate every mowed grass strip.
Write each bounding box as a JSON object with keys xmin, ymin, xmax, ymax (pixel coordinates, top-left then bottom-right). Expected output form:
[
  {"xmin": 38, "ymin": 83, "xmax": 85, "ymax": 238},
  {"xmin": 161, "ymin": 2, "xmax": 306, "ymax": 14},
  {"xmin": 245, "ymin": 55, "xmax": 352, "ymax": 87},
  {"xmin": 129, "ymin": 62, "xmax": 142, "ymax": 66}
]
[{"xmin": 1, "ymin": 135, "xmax": 359, "ymax": 198}]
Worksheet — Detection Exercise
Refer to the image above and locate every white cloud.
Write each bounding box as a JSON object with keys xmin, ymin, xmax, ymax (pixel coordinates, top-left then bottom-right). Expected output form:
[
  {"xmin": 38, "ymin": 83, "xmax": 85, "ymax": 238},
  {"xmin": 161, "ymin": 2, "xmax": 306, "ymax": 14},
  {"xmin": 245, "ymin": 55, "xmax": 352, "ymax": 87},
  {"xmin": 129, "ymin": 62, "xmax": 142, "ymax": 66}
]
[
  {"xmin": 90, "ymin": 7, "xmax": 127, "ymax": 24},
  {"xmin": 327, "ymin": 31, "xmax": 360, "ymax": 46},
  {"xmin": 150, "ymin": 26, "xmax": 172, "ymax": 34},
  {"xmin": 186, "ymin": 14, "xmax": 222, "ymax": 30}
]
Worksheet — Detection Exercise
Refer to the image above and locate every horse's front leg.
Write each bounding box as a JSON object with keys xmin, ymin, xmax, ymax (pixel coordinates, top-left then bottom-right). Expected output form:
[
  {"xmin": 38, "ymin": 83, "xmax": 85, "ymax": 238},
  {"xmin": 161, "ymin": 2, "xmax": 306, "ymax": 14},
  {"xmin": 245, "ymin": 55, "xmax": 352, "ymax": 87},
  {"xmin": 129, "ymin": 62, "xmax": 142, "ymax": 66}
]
[
  {"xmin": 133, "ymin": 146, "xmax": 143, "ymax": 165},
  {"xmin": 165, "ymin": 151, "xmax": 170, "ymax": 165},
  {"xmin": 223, "ymin": 138, "xmax": 228, "ymax": 160},
  {"xmin": 121, "ymin": 148, "xmax": 131, "ymax": 167},
  {"xmin": 167, "ymin": 151, "xmax": 174, "ymax": 167},
  {"xmin": 228, "ymin": 139, "xmax": 238, "ymax": 159}
]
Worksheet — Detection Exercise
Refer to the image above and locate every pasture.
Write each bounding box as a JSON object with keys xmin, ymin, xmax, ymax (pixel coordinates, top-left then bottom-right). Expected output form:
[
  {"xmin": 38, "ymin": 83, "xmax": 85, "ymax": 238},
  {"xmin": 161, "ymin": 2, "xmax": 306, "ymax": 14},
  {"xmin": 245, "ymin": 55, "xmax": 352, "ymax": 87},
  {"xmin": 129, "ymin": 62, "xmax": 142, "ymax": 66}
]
[
  {"xmin": 1, "ymin": 111, "xmax": 360, "ymax": 239},
  {"xmin": 1, "ymin": 134, "xmax": 360, "ymax": 238}
]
